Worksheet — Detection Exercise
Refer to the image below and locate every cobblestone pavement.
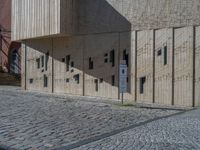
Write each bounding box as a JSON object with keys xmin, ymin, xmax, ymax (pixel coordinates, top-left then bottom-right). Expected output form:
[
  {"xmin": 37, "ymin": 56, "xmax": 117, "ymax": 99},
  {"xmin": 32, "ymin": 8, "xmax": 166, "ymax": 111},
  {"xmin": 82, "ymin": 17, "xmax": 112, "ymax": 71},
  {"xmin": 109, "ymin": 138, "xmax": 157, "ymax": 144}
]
[
  {"xmin": 74, "ymin": 108, "xmax": 200, "ymax": 150},
  {"xmin": 0, "ymin": 86, "xmax": 186, "ymax": 150}
]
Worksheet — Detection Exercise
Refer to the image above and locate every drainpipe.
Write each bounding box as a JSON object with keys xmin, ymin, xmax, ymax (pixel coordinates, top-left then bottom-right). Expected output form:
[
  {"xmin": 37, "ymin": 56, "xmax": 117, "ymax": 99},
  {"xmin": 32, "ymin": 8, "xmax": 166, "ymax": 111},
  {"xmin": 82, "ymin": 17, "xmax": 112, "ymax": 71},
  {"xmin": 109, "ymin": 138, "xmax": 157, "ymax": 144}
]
[{"xmin": 0, "ymin": 28, "xmax": 2, "ymax": 67}]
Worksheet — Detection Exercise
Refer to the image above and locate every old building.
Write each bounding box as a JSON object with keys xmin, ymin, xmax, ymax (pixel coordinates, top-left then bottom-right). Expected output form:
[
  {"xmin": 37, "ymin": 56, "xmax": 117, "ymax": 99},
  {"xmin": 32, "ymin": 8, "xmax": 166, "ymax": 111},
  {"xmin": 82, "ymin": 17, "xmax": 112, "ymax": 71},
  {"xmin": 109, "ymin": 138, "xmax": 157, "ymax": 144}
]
[
  {"xmin": 0, "ymin": 0, "xmax": 21, "ymax": 74},
  {"xmin": 12, "ymin": 0, "xmax": 200, "ymax": 107}
]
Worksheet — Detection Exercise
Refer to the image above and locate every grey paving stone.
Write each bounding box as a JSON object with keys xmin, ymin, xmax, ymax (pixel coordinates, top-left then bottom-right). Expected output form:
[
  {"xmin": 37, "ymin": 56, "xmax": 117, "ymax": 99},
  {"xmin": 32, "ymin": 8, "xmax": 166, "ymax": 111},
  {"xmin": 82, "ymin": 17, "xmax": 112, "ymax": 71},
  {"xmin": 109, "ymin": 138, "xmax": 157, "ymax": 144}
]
[{"xmin": 0, "ymin": 86, "xmax": 180, "ymax": 150}]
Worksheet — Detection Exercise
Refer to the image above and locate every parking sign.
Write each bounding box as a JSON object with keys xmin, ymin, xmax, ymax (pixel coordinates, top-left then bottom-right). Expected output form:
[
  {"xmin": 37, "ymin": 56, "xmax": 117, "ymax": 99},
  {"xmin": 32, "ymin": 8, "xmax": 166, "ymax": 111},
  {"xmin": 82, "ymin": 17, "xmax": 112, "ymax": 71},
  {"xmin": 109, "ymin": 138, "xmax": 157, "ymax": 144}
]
[{"xmin": 119, "ymin": 63, "xmax": 127, "ymax": 93}]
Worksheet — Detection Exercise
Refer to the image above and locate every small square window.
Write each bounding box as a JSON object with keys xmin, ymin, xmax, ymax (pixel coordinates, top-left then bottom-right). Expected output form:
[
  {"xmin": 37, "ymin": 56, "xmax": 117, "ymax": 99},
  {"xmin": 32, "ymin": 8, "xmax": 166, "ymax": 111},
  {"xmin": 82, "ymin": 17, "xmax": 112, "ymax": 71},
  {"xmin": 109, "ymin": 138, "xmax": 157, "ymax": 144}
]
[
  {"xmin": 104, "ymin": 58, "xmax": 108, "ymax": 63},
  {"xmin": 66, "ymin": 78, "xmax": 70, "ymax": 83},
  {"xmin": 157, "ymin": 49, "xmax": 162, "ymax": 56},
  {"xmin": 100, "ymin": 78, "xmax": 103, "ymax": 83},
  {"xmin": 62, "ymin": 58, "xmax": 65, "ymax": 62},
  {"xmin": 29, "ymin": 79, "xmax": 33, "ymax": 84},
  {"xmin": 71, "ymin": 61, "xmax": 74, "ymax": 67}
]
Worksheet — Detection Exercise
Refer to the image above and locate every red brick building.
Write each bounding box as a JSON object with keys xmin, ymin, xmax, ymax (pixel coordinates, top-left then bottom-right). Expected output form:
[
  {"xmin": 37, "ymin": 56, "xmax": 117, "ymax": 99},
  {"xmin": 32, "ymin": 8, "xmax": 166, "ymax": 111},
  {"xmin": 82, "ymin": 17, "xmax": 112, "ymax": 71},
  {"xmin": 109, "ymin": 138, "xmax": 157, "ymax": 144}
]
[{"xmin": 0, "ymin": 0, "xmax": 20, "ymax": 74}]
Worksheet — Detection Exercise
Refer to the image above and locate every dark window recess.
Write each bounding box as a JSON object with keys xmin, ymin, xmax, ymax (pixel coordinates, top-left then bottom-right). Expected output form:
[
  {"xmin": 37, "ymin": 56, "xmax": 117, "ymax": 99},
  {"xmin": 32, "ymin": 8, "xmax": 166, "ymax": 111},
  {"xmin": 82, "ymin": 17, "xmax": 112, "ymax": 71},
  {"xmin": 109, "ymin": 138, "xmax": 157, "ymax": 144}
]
[
  {"xmin": 89, "ymin": 57, "xmax": 94, "ymax": 70},
  {"xmin": 123, "ymin": 50, "xmax": 129, "ymax": 67},
  {"xmin": 157, "ymin": 49, "xmax": 162, "ymax": 56},
  {"xmin": 44, "ymin": 75, "xmax": 48, "ymax": 87},
  {"xmin": 140, "ymin": 77, "xmax": 146, "ymax": 94},
  {"xmin": 104, "ymin": 58, "xmax": 108, "ymax": 63},
  {"xmin": 36, "ymin": 58, "xmax": 40, "ymax": 69},
  {"xmin": 71, "ymin": 61, "xmax": 74, "ymax": 67},
  {"xmin": 111, "ymin": 75, "xmax": 115, "ymax": 86},
  {"xmin": 66, "ymin": 55, "xmax": 70, "ymax": 72},
  {"xmin": 104, "ymin": 53, "xmax": 108, "ymax": 63},
  {"xmin": 110, "ymin": 50, "xmax": 115, "ymax": 67},
  {"xmin": 73, "ymin": 74, "xmax": 80, "ymax": 84},
  {"xmin": 127, "ymin": 77, "xmax": 129, "ymax": 83},
  {"xmin": 94, "ymin": 79, "xmax": 98, "ymax": 91},
  {"xmin": 45, "ymin": 52, "xmax": 49, "ymax": 71},
  {"xmin": 100, "ymin": 78, "xmax": 103, "ymax": 83},
  {"xmin": 41, "ymin": 55, "xmax": 44, "ymax": 67},
  {"xmin": 62, "ymin": 58, "xmax": 65, "ymax": 62},
  {"xmin": 66, "ymin": 78, "xmax": 70, "ymax": 83},
  {"xmin": 29, "ymin": 79, "xmax": 33, "ymax": 84},
  {"xmin": 164, "ymin": 46, "xmax": 167, "ymax": 65}
]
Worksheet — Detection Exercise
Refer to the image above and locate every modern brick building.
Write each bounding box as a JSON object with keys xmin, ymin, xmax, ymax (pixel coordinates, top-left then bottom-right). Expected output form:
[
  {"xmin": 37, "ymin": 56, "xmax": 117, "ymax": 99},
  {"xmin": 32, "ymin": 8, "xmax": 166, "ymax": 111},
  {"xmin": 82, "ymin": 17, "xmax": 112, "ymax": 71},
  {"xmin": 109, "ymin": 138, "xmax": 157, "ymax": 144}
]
[
  {"xmin": 0, "ymin": 0, "xmax": 21, "ymax": 74},
  {"xmin": 12, "ymin": 0, "xmax": 200, "ymax": 107}
]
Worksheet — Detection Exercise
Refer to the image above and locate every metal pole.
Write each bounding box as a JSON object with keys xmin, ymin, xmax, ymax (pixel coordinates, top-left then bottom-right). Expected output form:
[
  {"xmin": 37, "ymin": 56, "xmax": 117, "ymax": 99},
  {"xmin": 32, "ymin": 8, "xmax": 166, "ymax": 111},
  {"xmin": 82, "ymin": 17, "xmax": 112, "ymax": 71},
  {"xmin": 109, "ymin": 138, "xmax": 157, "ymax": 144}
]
[
  {"xmin": 52, "ymin": 38, "xmax": 54, "ymax": 93},
  {"xmin": 0, "ymin": 28, "xmax": 2, "ymax": 67},
  {"xmin": 172, "ymin": 28, "xmax": 175, "ymax": 106},
  {"xmin": 118, "ymin": 32, "xmax": 121, "ymax": 100},
  {"xmin": 122, "ymin": 92, "xmax": 124, "ymax": 105},
  {"xmin": 152, "ymin": 29, "xmax": 155, "ymax": 103},
  {"xmin": 135, "ymin": 31, "xmax": 138, "ymax": 102},
  {"xmin": 192, "ymin": 26, "xmax": 196, "ymax": 107},
  {"xmin": 25, "ymin": 42, "xmax": 27, "ymax": 90}
]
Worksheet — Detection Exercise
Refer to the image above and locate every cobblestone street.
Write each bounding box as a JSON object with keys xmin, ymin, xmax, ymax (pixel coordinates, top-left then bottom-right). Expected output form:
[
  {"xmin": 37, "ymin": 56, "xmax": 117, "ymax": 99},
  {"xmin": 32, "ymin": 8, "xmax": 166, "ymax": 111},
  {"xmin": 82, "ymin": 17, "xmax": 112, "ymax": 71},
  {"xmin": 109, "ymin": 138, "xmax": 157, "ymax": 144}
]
[{"xmin": 0, "ymin": 86, "xmax": 198, "ymax": 150}]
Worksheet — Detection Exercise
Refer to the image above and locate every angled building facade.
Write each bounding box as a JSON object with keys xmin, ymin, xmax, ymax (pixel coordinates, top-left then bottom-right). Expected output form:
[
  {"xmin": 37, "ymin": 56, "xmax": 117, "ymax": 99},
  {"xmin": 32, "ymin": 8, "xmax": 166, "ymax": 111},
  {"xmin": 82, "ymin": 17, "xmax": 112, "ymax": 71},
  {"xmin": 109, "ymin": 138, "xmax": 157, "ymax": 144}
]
[{"xmin": 12, "ymin": 0, "xmax": 200, "ymax": 107}]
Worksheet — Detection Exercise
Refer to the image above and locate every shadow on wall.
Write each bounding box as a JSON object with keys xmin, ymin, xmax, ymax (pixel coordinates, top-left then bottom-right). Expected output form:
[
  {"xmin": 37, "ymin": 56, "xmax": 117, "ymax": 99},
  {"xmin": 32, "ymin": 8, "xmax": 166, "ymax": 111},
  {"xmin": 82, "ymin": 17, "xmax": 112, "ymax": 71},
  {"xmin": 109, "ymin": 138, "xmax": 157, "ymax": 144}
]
[
  {"xmin": 25, "ymin": 0, "xmax": 132, "ymax": 96},
  {"xmin": 73, "ymin": 0, "xmax": 131, "ymax": 34}
]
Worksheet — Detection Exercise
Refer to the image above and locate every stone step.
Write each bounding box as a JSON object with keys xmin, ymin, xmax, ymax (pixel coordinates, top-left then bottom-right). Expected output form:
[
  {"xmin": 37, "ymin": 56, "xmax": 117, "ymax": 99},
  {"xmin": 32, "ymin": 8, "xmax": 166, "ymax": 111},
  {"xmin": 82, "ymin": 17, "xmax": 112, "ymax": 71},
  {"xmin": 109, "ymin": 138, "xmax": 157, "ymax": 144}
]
[{"xmin": 0, "ymin": 73, "xmax": 21, "ymax": 86}]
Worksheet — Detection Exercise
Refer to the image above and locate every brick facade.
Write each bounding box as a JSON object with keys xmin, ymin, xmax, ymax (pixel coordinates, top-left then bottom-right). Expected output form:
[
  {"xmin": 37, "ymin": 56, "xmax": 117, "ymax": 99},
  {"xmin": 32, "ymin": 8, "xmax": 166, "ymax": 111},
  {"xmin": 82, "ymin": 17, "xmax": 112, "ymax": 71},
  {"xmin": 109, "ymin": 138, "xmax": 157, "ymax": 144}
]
[{"xmin": 0, "ymin": 0, "xmax": 20, "ymax": 73}]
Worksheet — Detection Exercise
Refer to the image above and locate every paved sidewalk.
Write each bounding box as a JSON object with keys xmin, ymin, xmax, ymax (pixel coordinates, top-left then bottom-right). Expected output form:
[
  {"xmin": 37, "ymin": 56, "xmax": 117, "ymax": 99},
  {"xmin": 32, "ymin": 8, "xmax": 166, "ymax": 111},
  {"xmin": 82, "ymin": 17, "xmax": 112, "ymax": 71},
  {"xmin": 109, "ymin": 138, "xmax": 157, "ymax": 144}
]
[{"xmin": 0, "ymin": 86, "xmax": 189, "ymax": 150}]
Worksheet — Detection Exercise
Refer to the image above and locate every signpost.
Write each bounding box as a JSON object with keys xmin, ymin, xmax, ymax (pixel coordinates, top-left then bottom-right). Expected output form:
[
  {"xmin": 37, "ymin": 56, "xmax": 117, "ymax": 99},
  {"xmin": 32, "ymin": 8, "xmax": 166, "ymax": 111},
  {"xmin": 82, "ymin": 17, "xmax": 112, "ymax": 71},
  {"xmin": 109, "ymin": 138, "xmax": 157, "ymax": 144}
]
[{"xmin": 119, "ymin": 61, "xmax": 128, "ymax": 104}]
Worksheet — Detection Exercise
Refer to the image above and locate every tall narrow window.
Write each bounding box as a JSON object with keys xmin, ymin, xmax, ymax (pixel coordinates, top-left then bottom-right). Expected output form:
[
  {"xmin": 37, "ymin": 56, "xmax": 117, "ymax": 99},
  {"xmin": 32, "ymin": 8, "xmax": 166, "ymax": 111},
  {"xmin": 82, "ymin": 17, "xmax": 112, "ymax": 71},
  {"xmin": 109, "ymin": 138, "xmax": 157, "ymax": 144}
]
[
  {"xmin": 104, "ymin": 53, "xmax": 108, "ymax": 63},
  {"xmin": 41, "ymin": 56, "xmax": 44, "ymax": 68},
  {"xmin": 66, "ymin": 78, "xmax": 70, "ymax": 83},
  {"xmin": 89, "ymin": 57, "xmax": 94, "ymax": 70},
  {"xmin": 123, "ymin": 50, "xmax": 129, "ymax": 67},
  {"xmin": 73, "ymin": 74, "xmax": 80, "ymax": 84},
  {"xmin": 36, "ymin": 58, "xmax": 40, "ymax": 69},
  {"xmin": 140, "ymin": 77, "xmax": 146, "ymax": 94},
  {"xmin": 66, "ymin": 55, "xmax": 70, "ymax": 72},
  {"xmin": 95, "ymin": 79, "xmax": 98, "ymax": 91},
  {"xmin": 164, "ymin": 46, "xmax": 167, "ymax": 65},
  {"xmin": 111, "ymin": 75, "xmax": 115, "ymax": 86},
  {"xmin": 110, "ymin": 50, "xmax": 115, "ymax": 67},
  {"xmin": 45, "ymin": 52, "xmax": 49, "ymax": 71},
  {"xmin": 44, "ymin": 75, "xmax": 48, "ymax": 87}
]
